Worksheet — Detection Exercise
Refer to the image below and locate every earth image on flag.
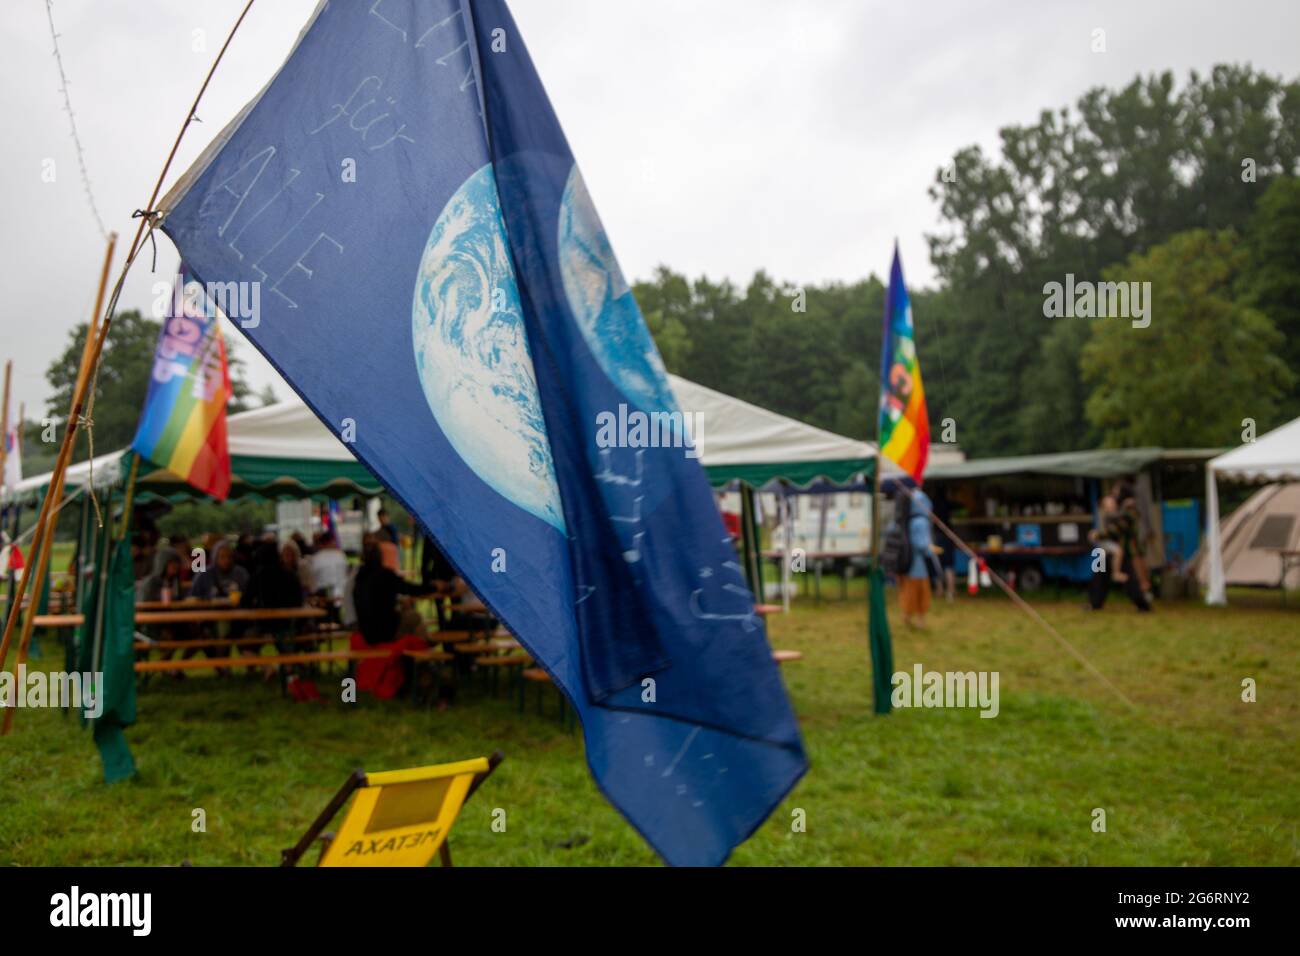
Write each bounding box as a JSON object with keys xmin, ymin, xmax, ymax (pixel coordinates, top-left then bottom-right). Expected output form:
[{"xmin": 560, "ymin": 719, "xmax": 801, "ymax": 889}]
[{"xmin": 411, "ymin": 163, "xmax": 566, "ymax": 532}]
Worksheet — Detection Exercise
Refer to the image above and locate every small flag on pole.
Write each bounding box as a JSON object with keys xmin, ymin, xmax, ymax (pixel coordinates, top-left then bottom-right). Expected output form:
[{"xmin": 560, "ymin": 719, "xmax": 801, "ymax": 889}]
[
  {"xmin": 131, "ymin": 268, "xmax": 232, "ymax": 500},
  {"xmin": 878, "ymin": 246, "xmax": 930, "ymax": 482}
]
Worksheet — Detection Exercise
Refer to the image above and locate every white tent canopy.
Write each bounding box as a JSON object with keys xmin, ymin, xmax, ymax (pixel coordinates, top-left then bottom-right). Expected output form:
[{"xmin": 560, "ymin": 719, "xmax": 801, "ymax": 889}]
[
  {"xmin": 666, "ymin": 375, "xmax": 878, "ymax": 486},
  {"xmin": 9, "ymin": 375, "xmax": 886, "ymax": 502},
  {"xmin": 1204, "ymin": 416, "xmax": 1300, "ymax": 605}
]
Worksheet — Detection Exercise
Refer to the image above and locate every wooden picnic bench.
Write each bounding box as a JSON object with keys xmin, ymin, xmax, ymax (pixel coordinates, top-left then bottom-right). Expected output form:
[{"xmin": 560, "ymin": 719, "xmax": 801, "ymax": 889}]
[
  {"xmin": 133, "ymin": 649, "xmax": 386, "ymax": 673},
  {"xmin": 400, "ymin": 647, "xmax": 458, "ymax": 707},
  {"xmin": 133, "ymin": 632, "xmax": 344, "ymax": 653},
  {"xmin": 135, "ymin": 648, "xmax": 389, "ymax": 696},
  {"xmin": 34, "ymin": 606, "xmax": 327, "ymax": 628}
]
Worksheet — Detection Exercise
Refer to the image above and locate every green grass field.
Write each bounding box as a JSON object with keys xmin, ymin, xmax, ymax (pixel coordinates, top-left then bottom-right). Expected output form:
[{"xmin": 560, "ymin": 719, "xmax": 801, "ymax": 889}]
[{"xmin": 2, "ymin": 591, "xmax": 1297, "ymax": 866}]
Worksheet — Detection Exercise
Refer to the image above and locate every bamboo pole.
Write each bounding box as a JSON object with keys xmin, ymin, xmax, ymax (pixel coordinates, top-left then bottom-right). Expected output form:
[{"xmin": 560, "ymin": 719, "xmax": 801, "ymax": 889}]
[
  {"xmin": 0, "ymin": 0, "xmax": 256, "ymax": 734},
  {"xmin": 1, "ymin": 233, "xmax": 115, "ymax": 734}
]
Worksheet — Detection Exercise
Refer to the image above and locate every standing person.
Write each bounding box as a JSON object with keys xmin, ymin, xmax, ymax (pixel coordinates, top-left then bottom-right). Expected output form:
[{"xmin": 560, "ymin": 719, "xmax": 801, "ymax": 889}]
[
  {"xmin": 1113, "ymin": 480, "xmax": 1154, "ymax": 603},
  {"xmin": 1095, "ymin": 495, "xmax": 1129, "ymax": 585},
  {"xmin": 897, "ymin": 485, "xmax": 940, "ymax": 629},
  {"xmin": 376, "ymin": 508, "xmax": 399, "ymax": 546},
  {"xmin": 1087, "ymin": 481, "xmax": 1151, "ymax": 612}
]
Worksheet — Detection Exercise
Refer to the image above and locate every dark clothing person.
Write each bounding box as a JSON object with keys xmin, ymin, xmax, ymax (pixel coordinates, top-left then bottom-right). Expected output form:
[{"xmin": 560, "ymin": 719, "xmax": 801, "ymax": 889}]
[
  {"xmin": 233, "ymin": 535, "xmax": 256, "ymax": 575},
  {"xmin": 421, "ymin": 533, "xmax": 456, "ymax": 589},
  {"xmin": 1088, "ymin": 550, "xmax": 1150, "ymax": 611},
  {"xmin": 191, "ymin": 541, "xmax": 249, "ymax": 599},
  {"xmin": 354, "ymin": 562, "xmax": 431, "ymax": 645},
  {"xmin": 140, "ymin": 546, "xmax": 184, "ymax": 602},
  {"xmin": 240, "ymin": 542, "xmax": 303, "ymax": 610},
  {"xmin": 1088, "ymin": 483, "xmax": 1150, "ymax": 611}
]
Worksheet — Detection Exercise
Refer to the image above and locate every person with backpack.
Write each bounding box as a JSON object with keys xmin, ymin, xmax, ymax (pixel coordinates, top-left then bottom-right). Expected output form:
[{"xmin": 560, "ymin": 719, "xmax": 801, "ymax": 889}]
[{"xmin": 886, "ymin": 484, "xmax": 941, "ymax": 629}]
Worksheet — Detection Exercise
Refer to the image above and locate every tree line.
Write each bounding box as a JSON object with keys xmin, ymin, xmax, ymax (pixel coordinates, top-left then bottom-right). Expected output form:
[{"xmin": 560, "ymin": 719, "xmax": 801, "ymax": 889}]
[{"xmin": 636, "ymin": 64, "xmax": 1300, "ymax": 457}]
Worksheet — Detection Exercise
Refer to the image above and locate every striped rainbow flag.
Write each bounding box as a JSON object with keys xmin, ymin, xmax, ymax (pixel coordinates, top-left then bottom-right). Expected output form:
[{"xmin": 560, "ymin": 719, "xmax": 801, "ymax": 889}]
[
  {"xmin": 131, "ymin": 267, "xmax": 232, "ymax": 499},
  {"xmin": 877, "ymin": 246, "xmax": 929, "ymax": 482}
]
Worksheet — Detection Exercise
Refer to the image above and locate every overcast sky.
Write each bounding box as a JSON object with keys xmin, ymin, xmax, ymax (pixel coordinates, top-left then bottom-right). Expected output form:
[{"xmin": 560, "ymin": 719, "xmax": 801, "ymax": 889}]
[{"xmin": 3, "ymin": 0, "xmax": 1299, "ymax": 421}]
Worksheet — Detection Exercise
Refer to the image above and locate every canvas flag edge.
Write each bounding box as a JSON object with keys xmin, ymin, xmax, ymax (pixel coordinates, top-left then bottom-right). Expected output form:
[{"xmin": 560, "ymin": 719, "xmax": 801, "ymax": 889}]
[{"xmin": 157, "ymin": 0, "xmax": 329, "ymax": 219}]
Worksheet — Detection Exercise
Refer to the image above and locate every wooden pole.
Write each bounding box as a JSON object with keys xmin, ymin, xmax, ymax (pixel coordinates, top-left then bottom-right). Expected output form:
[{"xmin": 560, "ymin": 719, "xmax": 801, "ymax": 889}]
[{"xmin": 1, "ymin": 233, "xmax": 116, "ymax": 734}]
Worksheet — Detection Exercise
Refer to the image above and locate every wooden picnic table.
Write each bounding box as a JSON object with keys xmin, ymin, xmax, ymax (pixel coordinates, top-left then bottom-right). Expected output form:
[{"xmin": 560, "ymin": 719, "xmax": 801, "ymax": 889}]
[
  {"xmin": 33, "ymin": 607, "xmax": 327, "ymax": 628},
  {"xmin": 136, "ymin": 597, "xmax": 236, "ymax": 611}
]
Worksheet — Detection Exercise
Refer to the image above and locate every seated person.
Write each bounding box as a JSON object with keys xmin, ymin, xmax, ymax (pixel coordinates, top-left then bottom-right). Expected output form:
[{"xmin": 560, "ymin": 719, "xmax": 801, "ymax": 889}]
[
  {"xmin": 190, "ymin": 540, "xmax": 249, "ymax": 600},
  {"xmin": 239, "ymin": 540, "xmax": 306, "ymax": 652},
  {"xmin": 308, "ymin": 532, "xmax": 349, "ymax": 601},
  {"xmin": 421, "ymin": 533, "xmax": 493, "ymax": 632},
  {"xmin": 241, "ymin": 540, "xmax": 306, "ymax": 610},
  {"xmin": 138, "ymin": 546, "xmax": 196, "ymax": 672},
  {"xmin": 140, "ymin": 546, "xmax": 184, "ymax": 603}
]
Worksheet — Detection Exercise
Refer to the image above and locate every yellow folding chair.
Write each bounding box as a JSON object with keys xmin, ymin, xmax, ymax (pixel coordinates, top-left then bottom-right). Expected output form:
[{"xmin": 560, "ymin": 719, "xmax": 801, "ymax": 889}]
[{"xmin": 281, "ymin": 751, "xmax": 503, "ymax": 867}]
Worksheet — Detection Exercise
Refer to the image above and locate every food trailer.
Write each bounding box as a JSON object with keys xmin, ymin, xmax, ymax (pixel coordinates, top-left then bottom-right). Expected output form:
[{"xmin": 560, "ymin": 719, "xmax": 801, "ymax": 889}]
[{"xmin": 923, "ymin": 448, "xmax": 1222, "ymax": 592}]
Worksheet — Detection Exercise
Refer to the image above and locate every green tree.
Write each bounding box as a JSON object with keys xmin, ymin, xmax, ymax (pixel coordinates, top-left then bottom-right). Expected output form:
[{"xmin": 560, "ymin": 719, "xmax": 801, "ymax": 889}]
[
  {"xmin": 927, "ymin": 64, "xmax": 1299, "ymax": 456},
  {"xmin": 1080, "ymin": 230, "xmax": 1293, "ymax": 447},
  {"xmin": 1241, "ymin": 175, "xmax": 1300, "ymax": 419}
]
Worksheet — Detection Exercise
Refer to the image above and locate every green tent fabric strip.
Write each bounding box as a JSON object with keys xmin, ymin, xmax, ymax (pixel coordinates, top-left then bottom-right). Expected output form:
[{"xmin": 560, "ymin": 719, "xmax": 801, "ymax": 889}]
[
  {"xmin": 925, "ymin": 447, "xmax": 1223, "ymax": 482},
  {"xmin": 9, "ymin": 450, "xmax": 383, "ymax": 505},
  {"xmin": 704, "ymin": 457, "xmax": 874, "ymax": 490}
]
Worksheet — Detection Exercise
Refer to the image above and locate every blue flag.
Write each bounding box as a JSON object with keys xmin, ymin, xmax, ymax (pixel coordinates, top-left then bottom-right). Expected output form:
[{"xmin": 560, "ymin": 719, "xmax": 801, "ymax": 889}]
[{"xmin": 160, "ymin": 0, "xmax": 805, "ymax": 866}]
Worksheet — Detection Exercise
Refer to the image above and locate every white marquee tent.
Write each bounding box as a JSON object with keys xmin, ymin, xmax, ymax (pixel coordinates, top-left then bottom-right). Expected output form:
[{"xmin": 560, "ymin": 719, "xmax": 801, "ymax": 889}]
[{"xmin": 1204, "ymin": 416, "xmax": 1300, "ymax": 605}]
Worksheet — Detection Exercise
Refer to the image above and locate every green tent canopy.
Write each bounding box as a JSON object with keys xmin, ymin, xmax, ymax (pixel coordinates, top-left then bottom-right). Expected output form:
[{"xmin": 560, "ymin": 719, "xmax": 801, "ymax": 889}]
[
  {"xmin": 11, "ymin": 376, "xmax": 883, "ymax": 505},
  {"xmin": 925, "ymin": 447, "xmax": 1222, "ymax": 482}
]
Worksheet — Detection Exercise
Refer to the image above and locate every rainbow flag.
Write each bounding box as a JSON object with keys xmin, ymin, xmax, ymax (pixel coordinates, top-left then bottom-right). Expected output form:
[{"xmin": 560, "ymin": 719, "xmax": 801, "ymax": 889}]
[
  {"xmin": 131, "ymin": 268, "xmax": 232, "ymax": 499},
  {"xmin": 878, "ymin": 246, "xmax": 929, "ymax": 482}
]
